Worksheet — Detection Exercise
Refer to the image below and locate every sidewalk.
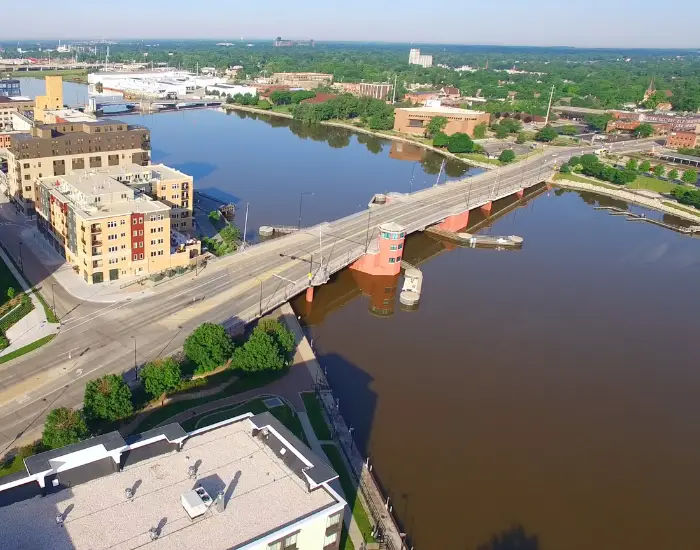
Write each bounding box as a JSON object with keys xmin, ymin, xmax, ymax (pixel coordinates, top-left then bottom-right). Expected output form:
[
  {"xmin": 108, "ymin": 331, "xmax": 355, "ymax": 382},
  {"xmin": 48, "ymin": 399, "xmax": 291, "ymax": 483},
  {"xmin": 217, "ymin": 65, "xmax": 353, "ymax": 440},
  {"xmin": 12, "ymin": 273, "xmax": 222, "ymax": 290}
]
[{"xmin": 0, "ymin": 244, "xmax": 59, "ymax": 358}]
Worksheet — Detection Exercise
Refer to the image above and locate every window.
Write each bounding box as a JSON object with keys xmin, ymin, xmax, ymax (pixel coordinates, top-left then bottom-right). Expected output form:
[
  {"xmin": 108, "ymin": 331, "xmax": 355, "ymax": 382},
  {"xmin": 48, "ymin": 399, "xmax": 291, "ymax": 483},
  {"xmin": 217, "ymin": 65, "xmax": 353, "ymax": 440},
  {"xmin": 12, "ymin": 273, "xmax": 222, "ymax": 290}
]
[
  {"xmin": 390, "ymin": 244, "xmax": 397, "ymax": 251},
  {"xmin": 121, "ymin": 233, "xmax": 126, "ymax": 237},
  {"xmin": 323, "ymin": 532, "xmax": 338, "ymax": 546},
  {"xmin": 398, "ymin": 243, "xmax": 403, "ymax": 250},
  {"xmin": 408, "ymin": 118, "xmax": 423, "ymax": 128},
  {"xmin": 133, "ymin": 243, "xmax": 138, "ymax": 249},
  {"xmin": 172, "ymin": 183, "xmax": 178, "ymax": 189},
  {"xmin": 133, "ymin": 230, "xmax": 138, "ymax": 237},
  {"xmin": 108, "ymin": 234, "xmax": 117, "ymax": 240},
  {"xmin": 389, "ymin": 257, "xmax": 395, "ymax": 264},
  {"xmin": 150, "ymin": 251, "xmax": 157, "ymax": 257},
  {"xmin": 158, "ymin": 250, "xmax": 163, "ymax": 256},
  {"xmin": 108, "ymin": 246, "xmax": 117, "ymax": 252},
  {"xmin": 133, "ymin": 254, "xmax": 138, "ymax": 261},
  {"xmin": 107, "ymin": 221, "xmax": 117, "ymax": 228},
  {"xmin": 120, "ymin": 219, "xmax": 126, "ymax": 225},
  {"xmin": 139, "ymin": 253, "xmax": 144, "ymax": 260},
  {"xmin": 396, "ymin": 256, "xmax": 402, "ymax": 262}
]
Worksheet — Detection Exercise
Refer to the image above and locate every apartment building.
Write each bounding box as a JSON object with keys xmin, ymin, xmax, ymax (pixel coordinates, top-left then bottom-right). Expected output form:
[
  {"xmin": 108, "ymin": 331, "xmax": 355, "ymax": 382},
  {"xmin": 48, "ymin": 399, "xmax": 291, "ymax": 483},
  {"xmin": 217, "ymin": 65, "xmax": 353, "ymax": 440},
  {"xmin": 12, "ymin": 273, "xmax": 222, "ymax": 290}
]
[
  {"xmin": 270, "ymin": 72, "xmax": 333, "ymax": 89},
  {"xmin": 6, "ymin": 119, "xmax": 150, "ymax": 213},
  {"xmin": 35, "ymin": 171, "xmax": 198, "ymax": 284},
  {"xmin": 0, "ymin": 413, "xmax": 346, "ymax": 550},
  {"xmin": 0, "ymin": 96, "xmax": 34, "ymax": 129},
  {"xmin": 408, "ymin": 48, "xmax": 433, "ymax": 68},
  {"xmin": 394, "ymin": 105, "xmax": 490, "ymax": 137},
  {"xmin": 80, "ymin": 163, "xmax": 195, "ymax": 233}
]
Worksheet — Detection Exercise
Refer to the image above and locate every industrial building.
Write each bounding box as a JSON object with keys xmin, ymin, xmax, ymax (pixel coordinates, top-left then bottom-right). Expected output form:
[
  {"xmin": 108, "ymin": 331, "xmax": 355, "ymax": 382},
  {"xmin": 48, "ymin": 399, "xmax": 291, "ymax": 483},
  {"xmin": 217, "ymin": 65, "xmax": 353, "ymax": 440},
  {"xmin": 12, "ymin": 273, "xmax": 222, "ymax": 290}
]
[
  {"xmin": 206, "ymin": 83, "xmax": 258, "ymax": 98},
  {"xmin": 34, "ymin": 75, "xmax": 65, "ymax": 123},
  {"xmin": 393, "ymin": 105, "xmax": 490, "ymax": 137},
  {"xmin": 666, "ymin": 130, "xmax": 699, "ymax": 149},
  {"xmin": 0, "ymin": 413, "xmax": 345, "ymax": 550},
  {"xmin": 88, "ymin": 70, "xmax": 226, "ymax": 99},
  {"xmin": 5, "ymin": 119, "xmax": 151, "ymax": 213},
  {"xmin": 35, "ymin": 169, "xmax": 199, "ymax": 284},
  {"xmin": 408, "ymin": 48, "xmax": 433, "ymax": 68}
]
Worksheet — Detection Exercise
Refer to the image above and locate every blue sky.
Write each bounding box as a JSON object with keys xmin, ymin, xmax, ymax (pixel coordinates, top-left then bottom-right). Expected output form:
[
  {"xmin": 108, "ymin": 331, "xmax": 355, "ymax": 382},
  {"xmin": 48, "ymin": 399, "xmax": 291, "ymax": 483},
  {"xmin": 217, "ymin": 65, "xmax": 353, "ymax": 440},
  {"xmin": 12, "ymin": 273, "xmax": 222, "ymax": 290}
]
[{"xmin": 5, "ymin": 0, "xmax": 699, "ymax": 48}]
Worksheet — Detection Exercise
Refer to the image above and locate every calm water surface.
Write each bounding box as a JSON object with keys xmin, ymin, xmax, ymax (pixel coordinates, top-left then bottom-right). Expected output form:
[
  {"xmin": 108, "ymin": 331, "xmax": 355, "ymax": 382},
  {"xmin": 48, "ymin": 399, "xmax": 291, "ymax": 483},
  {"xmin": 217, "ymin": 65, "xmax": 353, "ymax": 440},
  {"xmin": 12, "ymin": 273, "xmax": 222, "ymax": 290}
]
[{"xmin": 21, "ymin": 89, "xmax": 699, "ymax": 549}]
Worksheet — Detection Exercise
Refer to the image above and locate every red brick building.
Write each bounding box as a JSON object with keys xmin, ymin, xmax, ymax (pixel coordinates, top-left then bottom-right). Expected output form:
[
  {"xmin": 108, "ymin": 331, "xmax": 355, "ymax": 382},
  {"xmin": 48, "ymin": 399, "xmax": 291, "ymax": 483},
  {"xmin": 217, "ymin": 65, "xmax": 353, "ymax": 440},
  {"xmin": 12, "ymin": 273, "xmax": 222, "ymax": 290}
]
[{"xmin": 667, "ymin": 131, "xmax": 699, "ymax": 149}]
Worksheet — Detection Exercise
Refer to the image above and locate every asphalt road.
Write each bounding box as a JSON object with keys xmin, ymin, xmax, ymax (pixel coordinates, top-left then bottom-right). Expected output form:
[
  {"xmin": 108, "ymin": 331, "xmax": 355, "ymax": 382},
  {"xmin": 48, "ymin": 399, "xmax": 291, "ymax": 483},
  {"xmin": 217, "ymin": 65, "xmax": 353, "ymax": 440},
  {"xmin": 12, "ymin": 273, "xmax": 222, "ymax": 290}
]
[{"xmin": 0, "ymin": 139, "xmax": 655, "ymax": 452}]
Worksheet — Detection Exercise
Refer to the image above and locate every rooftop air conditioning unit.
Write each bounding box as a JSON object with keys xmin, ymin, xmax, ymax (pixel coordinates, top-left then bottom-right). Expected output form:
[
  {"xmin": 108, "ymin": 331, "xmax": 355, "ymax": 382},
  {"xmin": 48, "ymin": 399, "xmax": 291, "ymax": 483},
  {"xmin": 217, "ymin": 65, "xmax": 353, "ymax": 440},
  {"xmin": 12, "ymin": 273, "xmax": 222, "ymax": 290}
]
[{"xmin": 181, "ymin": 486, "xmax": 212, "ymax": 519}]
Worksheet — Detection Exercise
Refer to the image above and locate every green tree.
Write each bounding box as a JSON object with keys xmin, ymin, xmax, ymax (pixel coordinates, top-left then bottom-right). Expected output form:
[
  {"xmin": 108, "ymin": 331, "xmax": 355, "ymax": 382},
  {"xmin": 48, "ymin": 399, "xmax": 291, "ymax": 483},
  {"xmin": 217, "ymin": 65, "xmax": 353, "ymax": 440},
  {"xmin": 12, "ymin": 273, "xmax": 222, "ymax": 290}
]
[
  {"xmin": 585, "ymin": 114, "xmax": 613, "ymax": 132},
  {"xmin": 140, "ymin": 358, "xmax": 182, "ymax": 399},
  {"xmin": 256, "ymin": 99, "xmax": 272, "ymax": 110},
  {"xmin": 515, "ymin": 132, "xmax": 527, "ymax": 144},
  {"xmin": 639, "ymin": 160, "xmax": 651, "ymax": 172},
  {"xmin": 269, "ymin": 90, "xmax": 292, "ymax": 105},
  {"xmin": 291, "ymin": 90, "xmax": 316, "ymax": 104},
  {"xmin": 682, "ymin": 169, "xmax": 698, "ymax": 184},
  {"xmin": 668, "ymin": 168, "xmax": 679, "ymax": 180},
  {"xmin": 42, "ymin": 407, "xmax": 89, "ymax": 449},
  {"xmin": 560, "ymin": 124, "xmax": 578, "ymax": 135},
  {"xmin": 499, "ymin": 149, "xmax": 516, "ymax": 163},
  {"xmin": 83, "ymin": 374, "xmax": 133, "ymax": 423},
  {"xmin": 625, "ymin": 158, "xmax": 638, "ymax": 171},
  {"xmin": 426, "ymin": 116, "xmax": 448, "ymax": 138},
  {"xmin": 231, "ymin": 330, "xmax": 286, "ymax": 372},
  {"xmin": 6, "ymin": 287, "xmax": 15, "ymax": 300},
  {"xmin": 653, "ymin": 165, "xmax": 665, "ymax": 178},
  {"xmin": 432, "ymin": 131, "xmax": 449, "ymax": 147},
  {"xmin": 535, "ymin": 125, "xmax": 557, "ymax": 142},
  {"xmin": 208, "ymin": 210, "xmax": 221, "ymax": 223},
  {"xmin": 184, "ymin": 322, "xmax": 234, "ymax": 373},
  {"xmin": 560, "ymin": 164, "xmax": 571, "ymax": 173},
  {"xmin": 633, "ymin": 123, "xmax": 654, "ymax": 138},
  {"xmin": 256, "ymin": 318, "xmax": 296, "ymax": 358},
  {"xmin": 446, "ymin": 132, "xmax": 475, "ymax": 153},
  {"xmin": 473, "ymin": 123, "xmax": 487, "ymax": 139}
]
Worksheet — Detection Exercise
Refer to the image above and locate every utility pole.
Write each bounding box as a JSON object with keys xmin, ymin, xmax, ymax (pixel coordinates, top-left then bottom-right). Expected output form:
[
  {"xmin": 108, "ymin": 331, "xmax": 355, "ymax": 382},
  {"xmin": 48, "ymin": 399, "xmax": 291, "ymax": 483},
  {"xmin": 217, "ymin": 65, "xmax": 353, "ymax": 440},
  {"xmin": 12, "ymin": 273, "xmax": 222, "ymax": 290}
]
[{"xmin": 544, "ymin": 84, "xmax": 555, "ymax": 126}]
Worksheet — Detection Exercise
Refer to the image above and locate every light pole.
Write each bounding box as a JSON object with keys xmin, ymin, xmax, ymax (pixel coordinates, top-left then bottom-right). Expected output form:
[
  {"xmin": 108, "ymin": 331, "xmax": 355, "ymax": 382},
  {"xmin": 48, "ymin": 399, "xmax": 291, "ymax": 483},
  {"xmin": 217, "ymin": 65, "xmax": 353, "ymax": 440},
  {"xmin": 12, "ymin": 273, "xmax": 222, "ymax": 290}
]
[
  {"xmin": 51, "ymin": 283, "xmax": 56, "ymax": 315},
  {"xmin": 241, "ymin": 202, "xmax": 249, "ymax": 249},
  {"xmin": 18, "ymin": 240, "xmax": 23, "ymax": 273},
  {"xmin": 131, "ymin": 336, "xmax": 137, "ymax": 381},
  {"xmin": 298, "ymin": 191, "xmax": 314, "ymax": 229}
]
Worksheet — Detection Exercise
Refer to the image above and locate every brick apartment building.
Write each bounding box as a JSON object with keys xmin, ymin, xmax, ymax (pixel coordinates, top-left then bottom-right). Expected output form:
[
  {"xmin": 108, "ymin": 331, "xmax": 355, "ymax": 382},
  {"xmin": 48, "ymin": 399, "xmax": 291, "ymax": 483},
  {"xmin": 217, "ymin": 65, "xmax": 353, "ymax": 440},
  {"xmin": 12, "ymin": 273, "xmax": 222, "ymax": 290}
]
[
  {"xmin": 667, "ymin": 131, "xmax": 699, "ymax": 149},
  {"xmin": 6, "ymin": 120, "xmax": 150, "ymax": 213},
  {"xmin": 36, "ymin": 171, "xmax": 199, "ymax": 284},
  {"xmin": 393, "ymin": 106, "xmax": 490, "ymax": 137}
]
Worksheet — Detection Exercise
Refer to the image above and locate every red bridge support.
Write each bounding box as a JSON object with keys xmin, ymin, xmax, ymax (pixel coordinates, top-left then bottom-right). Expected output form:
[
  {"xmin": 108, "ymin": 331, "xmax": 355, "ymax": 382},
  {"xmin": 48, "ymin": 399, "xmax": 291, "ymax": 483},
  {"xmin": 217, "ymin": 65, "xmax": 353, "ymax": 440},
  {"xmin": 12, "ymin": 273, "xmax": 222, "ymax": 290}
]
[
  {"xmin": 435, "ymin": 210, "xmax": 470, "ymax": 232},
  {"xmin": 480, "ymin": 201, "xmax": 493, "ymax": 215},
  {"xmin": 516, "ymin": 189, "xmax": 524, "ymax": 199},
  {"xmin": 305, "ymin": 286, "xmax": 314, "ymax": 302}
]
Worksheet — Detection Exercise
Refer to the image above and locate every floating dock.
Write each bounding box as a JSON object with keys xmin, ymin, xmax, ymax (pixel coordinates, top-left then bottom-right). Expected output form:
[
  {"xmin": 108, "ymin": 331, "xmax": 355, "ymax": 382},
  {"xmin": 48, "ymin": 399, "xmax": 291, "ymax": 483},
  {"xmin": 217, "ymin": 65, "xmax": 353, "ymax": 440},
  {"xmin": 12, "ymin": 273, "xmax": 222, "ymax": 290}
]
[
  {"xmin": 594, "ymin": 206, "xmax": 700, "ymax": 234},
  {"xmin": 425, "ymin": 226, "xmax": 524, "ymax": 248}
]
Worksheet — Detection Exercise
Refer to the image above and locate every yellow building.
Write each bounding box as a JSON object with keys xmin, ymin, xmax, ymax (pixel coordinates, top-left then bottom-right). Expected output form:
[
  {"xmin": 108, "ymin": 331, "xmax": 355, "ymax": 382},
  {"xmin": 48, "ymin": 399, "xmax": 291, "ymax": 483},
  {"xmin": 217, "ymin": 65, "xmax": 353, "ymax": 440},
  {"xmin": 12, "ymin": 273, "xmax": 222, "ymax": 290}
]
[
  {"xmin": 34, "ymin": 75, "xmax": 64, "ymax": 123},
  {"xmin": 36, "ymin": 172, "xmax": 199, "ymax": 284}
]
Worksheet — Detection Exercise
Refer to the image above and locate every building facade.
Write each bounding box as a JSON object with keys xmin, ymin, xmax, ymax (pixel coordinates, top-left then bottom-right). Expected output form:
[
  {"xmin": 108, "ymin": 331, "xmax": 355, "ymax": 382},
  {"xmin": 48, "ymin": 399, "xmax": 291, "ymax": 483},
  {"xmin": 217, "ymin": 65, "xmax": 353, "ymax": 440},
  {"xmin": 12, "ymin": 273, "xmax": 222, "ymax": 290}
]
[
  {"xmin": 408, "ymin": 48, "xmax": 433, "ymax": 68},
  {"xmin": 6, "ymin": 120, "xmax": 150, "ymax": 213},
  {"xmin": 35, "ymin": 171, "xmax": 198, "ymax": 284},
  {"xmin": 667, "ymin": 131, "xmax": 699, "ymax": 149},
  {"xmin": 0, "ymin": 96, "xmax": 35, "ymax": 129},
  {"xmin": 0, "ymin": 413, "xmax": 345, "ymax": 550},
  {"xmin": 393, "ymin": 106, "xmax": 490, "ymax": 137},
  {"xmin": 34, "ymin": 75, "xmax": 64, "ymax": 123},
  {"xmin": 0, "ymin": 78, "xmax": 21, "ymax": 97},
  {"xmin": 270, "ymin": 72, "xmax": 333, "ymax": 89},
  {"xmin": 332, "ymin": 82, "xmax": 393, "ymax": 100}
]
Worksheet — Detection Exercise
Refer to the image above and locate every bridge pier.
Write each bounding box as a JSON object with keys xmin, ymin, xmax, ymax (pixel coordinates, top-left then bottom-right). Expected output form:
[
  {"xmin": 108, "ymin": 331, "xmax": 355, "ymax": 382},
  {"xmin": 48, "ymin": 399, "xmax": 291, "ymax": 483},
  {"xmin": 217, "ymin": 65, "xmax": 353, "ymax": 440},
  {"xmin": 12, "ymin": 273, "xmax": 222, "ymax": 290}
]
[
  {"xmin": 480, "ymin": 201, "xmax": 493, "ymax": 215},
  {"xmin": 350, "ymin": 222, "xmax": 406, "ymax": 277},
  {"xmin": 435, "ymin": 210, "xmax": 469, "ymax": 232},
  {"xmin": 305, "ymin": 286, "xmax": 314, "ymax": 303},
  {"xmin": 516, "ymin": 189, "xmax": 524, "ymax": 199}
]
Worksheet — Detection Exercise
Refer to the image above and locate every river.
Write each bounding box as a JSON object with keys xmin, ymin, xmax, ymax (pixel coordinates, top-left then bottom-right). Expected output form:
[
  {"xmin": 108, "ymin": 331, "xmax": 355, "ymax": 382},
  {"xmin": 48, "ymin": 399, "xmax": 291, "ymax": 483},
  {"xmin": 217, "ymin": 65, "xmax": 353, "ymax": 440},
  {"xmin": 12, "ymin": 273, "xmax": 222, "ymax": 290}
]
[{"xmin": 17, "ymin": 81, "xmax": 700, "ymax": 549}]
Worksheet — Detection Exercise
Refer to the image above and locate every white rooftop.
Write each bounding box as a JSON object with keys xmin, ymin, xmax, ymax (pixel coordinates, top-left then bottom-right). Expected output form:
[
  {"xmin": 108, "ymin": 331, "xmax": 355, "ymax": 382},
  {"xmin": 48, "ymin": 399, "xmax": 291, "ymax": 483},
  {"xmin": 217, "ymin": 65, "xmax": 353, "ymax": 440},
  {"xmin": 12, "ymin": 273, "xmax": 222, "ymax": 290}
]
[
  {"xmin": 398, "ymin": 105, "xmax": 487, "ymax": 115},
  {"xmin": 0, "ymin": 419, "xmax": 339, "ymax": 550}
]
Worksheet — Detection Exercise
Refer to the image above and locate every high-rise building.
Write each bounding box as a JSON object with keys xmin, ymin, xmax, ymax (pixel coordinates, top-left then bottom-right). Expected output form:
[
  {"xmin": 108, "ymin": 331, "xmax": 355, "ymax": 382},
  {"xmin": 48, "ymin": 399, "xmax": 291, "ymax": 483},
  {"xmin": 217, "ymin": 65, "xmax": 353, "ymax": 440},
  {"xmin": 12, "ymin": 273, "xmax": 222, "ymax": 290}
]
[
  {"xmin": 408, "ymin": 48, "xmax": 433, "ymax": 68},
  {"xmin": 6, "ymin": 119, "xmax": 150, "ymax": 213},
  {"xmin": 34, "ymin": 75, "xmax": 64, "ymax": 123}
]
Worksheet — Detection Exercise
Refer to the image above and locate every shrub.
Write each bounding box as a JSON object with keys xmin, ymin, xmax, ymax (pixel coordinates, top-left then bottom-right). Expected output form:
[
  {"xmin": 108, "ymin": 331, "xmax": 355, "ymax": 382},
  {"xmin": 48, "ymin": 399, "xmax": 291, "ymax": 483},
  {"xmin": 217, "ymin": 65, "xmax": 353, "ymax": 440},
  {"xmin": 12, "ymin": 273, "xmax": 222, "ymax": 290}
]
[
  {"xmin": 535, "ymin": 125, "xmax": 557, "ymax": 142},
  {"xmin": 6, "ymin": 287, "xmax": 15, "ymax": 300},
  {"xmin": 499, "ymin": 149, "xmax": 516, "ymax": 163},
  {"xmin": 231, "ymin": 330, "xmax": 285, "ymax": 373},
  {"xmin": 432, "ymin": 132, "xmax": 449, "ymax": 148},
  {"xmin": 446, "ymin": 132, "xmax": 475, "ymax": 153}
]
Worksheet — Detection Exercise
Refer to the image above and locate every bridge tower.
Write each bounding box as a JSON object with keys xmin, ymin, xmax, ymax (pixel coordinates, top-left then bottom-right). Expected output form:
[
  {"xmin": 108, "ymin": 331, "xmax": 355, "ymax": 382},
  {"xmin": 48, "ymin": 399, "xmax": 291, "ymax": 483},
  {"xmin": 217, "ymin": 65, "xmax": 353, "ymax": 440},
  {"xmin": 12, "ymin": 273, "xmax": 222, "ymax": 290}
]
[{"xmin": 350, "ymin": 222, "xmax": 406, "ymax": 277}]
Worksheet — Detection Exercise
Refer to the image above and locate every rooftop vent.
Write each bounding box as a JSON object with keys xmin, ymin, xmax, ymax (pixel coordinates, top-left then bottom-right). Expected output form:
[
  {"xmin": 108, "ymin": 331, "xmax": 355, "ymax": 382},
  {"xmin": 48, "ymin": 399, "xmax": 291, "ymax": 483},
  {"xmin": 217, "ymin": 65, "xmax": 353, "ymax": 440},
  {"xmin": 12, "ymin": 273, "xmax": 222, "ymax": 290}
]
[{"xmin": 181, "ymin": 486, "xmax": 212, "ymax": 519}]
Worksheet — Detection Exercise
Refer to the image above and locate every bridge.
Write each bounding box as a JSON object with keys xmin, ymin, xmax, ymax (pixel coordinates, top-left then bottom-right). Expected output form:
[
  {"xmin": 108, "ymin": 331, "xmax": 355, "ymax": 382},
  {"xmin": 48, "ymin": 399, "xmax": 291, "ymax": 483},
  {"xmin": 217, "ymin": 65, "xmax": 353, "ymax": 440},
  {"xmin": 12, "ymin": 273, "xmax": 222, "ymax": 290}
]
[
  {"xmin": 0, "ymin": 140, "xmax": 655, "ymax": 450},
  {"xmin": 88, "ymin": 96, "xmax": 223, "ymax": 113}
]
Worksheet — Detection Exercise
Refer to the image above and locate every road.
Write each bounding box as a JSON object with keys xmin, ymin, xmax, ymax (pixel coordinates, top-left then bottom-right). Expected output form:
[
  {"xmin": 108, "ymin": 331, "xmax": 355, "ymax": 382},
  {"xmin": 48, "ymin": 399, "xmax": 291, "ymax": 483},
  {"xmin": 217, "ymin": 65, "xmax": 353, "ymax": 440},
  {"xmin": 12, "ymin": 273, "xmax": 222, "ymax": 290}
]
[{"xmin": 0, "ymin": 139, "xmax": 656, "ymax": 453}]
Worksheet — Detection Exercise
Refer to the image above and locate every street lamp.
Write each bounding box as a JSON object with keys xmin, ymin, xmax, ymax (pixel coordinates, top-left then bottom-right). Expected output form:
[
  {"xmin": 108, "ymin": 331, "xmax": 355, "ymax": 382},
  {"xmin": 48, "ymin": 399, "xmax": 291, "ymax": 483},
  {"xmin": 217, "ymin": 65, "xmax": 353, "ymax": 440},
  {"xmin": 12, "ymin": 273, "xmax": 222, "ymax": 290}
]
[
  {"xmin": 298, "ymin": 192, "xmax": 314, "ymax": 229},
  {"xmin": 131, "ymin": 336, "xmax": 137, "ymax": 381}
]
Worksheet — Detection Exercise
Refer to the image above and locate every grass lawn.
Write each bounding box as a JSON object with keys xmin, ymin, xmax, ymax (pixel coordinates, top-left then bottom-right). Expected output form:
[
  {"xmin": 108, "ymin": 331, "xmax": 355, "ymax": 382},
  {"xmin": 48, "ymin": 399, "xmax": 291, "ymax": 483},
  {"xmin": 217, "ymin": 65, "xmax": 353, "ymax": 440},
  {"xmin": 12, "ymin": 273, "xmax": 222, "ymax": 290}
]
[
  {"xmin": 32, "ymin": 288, "xmax": 59, "ymax": 323},
  {"xmin": 662, "ymin": 201, "xmax": 700, "ymax": 218},
  {"xmin": 626, "ymin": 175, "xmax": 677, "ymax": 194},
  {"xmin": 0, "ymin": 256, "xmax": 20, "ymax": 310},
  {"xmin": 301, "ymin": 392, "xmax": 332, "ymax": 440},
  {"xmin": 340, "ymin": 526, "xmax": 354, "ymax": 550},
  {"xmin": 0, "ymin": 443, "xmax": 43, "ymax": 479},
  {"xmin": 458, "ymin": 152, "xmax": 502, "ymax": 165},
  {"xmin": 322, "ymin": 444, "xmax": 376, "ymax": 544},
  {"xmin": 553, "ymin": 172, "xmax": 611, "ymax": 186},
  {"xmin": 0, "ymin": 334, "xmax": 55, "ymax": 365}
]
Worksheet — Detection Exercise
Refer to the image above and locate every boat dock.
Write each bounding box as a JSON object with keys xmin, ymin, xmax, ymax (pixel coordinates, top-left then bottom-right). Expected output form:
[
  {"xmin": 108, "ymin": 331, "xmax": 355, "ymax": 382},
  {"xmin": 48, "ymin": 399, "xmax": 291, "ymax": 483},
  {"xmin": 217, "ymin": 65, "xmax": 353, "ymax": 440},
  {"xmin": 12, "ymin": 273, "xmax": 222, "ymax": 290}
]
[
  {"xmin": 425, "ymin": 226, "xmax": 524, "ymax": 248},
  {"xmin": 594, "ymin": 206, "xmax": 700, "ymax": 234}
]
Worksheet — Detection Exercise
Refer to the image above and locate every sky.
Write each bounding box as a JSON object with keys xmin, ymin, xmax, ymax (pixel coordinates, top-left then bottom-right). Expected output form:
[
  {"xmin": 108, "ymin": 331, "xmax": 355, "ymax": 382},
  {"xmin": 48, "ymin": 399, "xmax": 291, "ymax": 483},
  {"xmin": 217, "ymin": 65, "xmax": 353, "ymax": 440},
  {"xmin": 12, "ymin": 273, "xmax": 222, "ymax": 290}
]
[{"xmin": 4, "ymin": 0, "xmax": 700, "ymax": 49}]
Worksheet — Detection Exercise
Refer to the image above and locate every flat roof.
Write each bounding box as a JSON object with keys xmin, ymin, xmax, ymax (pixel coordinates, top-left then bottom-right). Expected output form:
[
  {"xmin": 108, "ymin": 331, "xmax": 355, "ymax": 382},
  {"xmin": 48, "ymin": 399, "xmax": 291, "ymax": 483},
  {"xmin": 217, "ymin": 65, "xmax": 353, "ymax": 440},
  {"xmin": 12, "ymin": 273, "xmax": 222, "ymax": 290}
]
[
  {"xmin": 397, "ymin": 105, "xmax": 487, "ymax": 115},
  {"xmin": 69, "ymin": 163, "xmax": 191, "ymax": 182},
  {"xmin": 658, "ymin": 151, "xmax": 700, "ymax": 162},
  {"xmin": 0, "ymin": 418, "xmax": 340, "ymax": 550}
]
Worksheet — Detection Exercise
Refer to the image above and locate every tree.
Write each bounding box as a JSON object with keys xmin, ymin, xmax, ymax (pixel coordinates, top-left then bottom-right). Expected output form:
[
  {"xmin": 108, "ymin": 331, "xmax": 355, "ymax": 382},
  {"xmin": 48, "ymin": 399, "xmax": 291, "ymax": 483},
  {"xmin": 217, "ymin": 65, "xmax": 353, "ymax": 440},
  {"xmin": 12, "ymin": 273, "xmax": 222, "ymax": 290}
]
[
  {"xmin": 682, "ymin": 169, "xmax": 698, "ymax": 184},
  {"xmin": 560, "ymin": 124, "xmax": 578, "ymax": 136},
  {"xmin": 473, "ymin": 123, "xmax": 487, "ymax": 139},
  {"xmin": 625, "ymin": 158, "xmax": 638, "ymax": 171},
  {"xmin": 560, "ymin": 164, "xmax": 571, "ymax": 173},
  {"xmin": 231, "ymin": 330, "xmax": 286, "ymax": 373},
  {"xmin": 256, "ymin": 318, "xmax": 296, "ymax": 358},
  {"xmin": 653, "ymin": 165, "xmax": 665, "ymax": 178},
  {"xmin": 184, "ymin": 322, "xmax": 234, "ymax": 373},
  {"xmin": 639, "ymin": 160, "xmax": 651, "ymax": 172},
  {"xmin": 585, "ymin": 114, "xmax": 612, "ymax": 132},
  {"xmin": 534, "ymin": 125, "xmax": 557, "ymax": 142},
  {"xmin": 515, "ymin": 132, "xmax": 527, "ymax": 144},
  {"xmin": 83, "ymin": 374, "xmax": 133, "ymax": 423},
  {"xmin": 633, "ymin": 123, "xmax": 654, "ymax": 138},
  {"xmin": 256, "ymin": 99, "xmax": 272, "ymax": 110},
  {"xmin": 433, "ymin": 131, "xmax": 449, "ymax": 147},
  {"xmin": 668, "ymin": 168, "xmax": 679, "ymax": 180},
  {"xmin": 140, "ymin": 358, "xmax": 182, "ymax": 399},
  {"xmin": 269, "ymin": 90, "xmax": 292, "ymax": 105},
  {"xmin": 499, "ymin": 149, "xmax": 516, "ymax": 163},
  {"xmin": 291, "ymin": 90, "xmax": 316, "ymax": 104},
  {"xmin": 208, "ymin": 210, "xmax": 221, "ymax": 224},
  {"xmin": 447, "ymin": 132, "xmax": 475, "ymax": 153},
  {"xmin": 426, "ymin": 116, "xmax": 447, "ymax": 138},
  {"xmin": 6, "ymin": 287, "xmax": 15, "ymax": 300},
  {"xmin": 43, "ymin": 407, "xmax": 89, "ymax": 449}
]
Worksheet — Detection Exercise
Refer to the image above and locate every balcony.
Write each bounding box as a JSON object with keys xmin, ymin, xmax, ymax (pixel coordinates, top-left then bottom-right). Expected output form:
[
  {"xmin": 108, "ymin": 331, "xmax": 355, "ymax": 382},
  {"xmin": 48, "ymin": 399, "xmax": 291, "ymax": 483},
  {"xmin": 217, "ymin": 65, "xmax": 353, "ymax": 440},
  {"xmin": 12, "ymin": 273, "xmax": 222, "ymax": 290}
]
[
  {"xmin": 91, "ymin": 237, "xmax": 103, "ymax": 247},
  {"xmin": 92, "ymin": 260, "xmax": 103, "ymax": 269},
  {"xmin": 92, "ymin": 247, "xmax": 102, "ymax": 257},
  {"xmin": 91, "ymin": 225, "xmax": 102, "ymax": 234}
]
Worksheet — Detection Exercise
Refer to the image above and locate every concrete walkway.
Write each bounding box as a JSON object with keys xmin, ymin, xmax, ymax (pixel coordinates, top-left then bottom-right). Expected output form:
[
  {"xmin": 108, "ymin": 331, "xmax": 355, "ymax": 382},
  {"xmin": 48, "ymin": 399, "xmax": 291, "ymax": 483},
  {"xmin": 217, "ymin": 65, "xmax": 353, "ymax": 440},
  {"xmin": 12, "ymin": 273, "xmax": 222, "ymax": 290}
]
[{"xmin": 0, "ymin": 245, "xmax": 58, "ymax": 358}]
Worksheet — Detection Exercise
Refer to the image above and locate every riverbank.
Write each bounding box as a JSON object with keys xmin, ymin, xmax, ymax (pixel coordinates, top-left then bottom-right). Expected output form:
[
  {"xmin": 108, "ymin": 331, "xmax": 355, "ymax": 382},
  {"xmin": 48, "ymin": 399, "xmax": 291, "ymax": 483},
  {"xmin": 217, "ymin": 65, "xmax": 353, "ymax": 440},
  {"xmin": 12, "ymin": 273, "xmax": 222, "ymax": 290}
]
[
  {"xmin": 551, "ymin": 173, "xmax": 700, "ymax": 224},
  {"xmin": 222, "ymin": 103, "xmax": 498, "ymax": 170},
  {"xmin": 9, "ymin": 69, "xmax": 88, "ymax": 84}
]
